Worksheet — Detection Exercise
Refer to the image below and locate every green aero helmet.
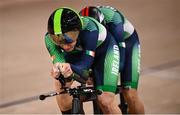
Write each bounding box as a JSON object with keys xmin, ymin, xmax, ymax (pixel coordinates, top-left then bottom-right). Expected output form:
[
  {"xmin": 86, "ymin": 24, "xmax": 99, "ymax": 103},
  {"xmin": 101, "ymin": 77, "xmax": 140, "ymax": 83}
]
[{"xmin": 48, "ymin": 7, "xmax": 83, "ymax": 35}]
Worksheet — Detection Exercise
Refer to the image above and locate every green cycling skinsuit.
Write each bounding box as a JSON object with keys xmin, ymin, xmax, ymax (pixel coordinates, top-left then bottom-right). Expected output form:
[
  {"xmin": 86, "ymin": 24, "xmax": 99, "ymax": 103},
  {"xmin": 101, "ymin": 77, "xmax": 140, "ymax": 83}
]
[{"xmin": 45, "ymin": 16, "xmax": 120, "ymax": 93}]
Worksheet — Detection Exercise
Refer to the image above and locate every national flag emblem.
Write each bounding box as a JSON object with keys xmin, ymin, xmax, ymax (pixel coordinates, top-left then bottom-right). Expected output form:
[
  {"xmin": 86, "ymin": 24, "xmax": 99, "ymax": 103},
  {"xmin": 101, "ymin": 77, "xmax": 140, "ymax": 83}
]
[{"xmin": 86, "ymin": 50, "xmax": 95, "ymax": 57}]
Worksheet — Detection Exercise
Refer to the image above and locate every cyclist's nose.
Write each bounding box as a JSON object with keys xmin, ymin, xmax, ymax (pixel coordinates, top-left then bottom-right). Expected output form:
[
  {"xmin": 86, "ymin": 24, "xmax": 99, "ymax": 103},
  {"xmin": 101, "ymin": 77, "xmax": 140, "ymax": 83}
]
[{"xmin": 63, "ymin": 44, "xmax": 74, "ymax": 51}]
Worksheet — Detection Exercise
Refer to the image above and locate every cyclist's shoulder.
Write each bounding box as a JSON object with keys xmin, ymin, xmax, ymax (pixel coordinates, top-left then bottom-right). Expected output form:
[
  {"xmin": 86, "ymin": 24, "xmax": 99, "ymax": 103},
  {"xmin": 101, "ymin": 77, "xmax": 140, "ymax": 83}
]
[
  {"xmin": 81, "ymin": 16, "xmax": 107, "ymax": 34},
  {"xmin": 44, "ymin": 33, "xmax": 52, "ymax": 42},
  {"xmin": 44, "ymin": 33, "xmax": 57, "ymax": 48},
  {"xmin": 99, "ymin": 6, "xmax": 123, "ymax": 13},
  {"xmin": 81, "ymin": 16, "xmax": 99, "ymax": 32},
  {"xmin": 99, "ymin": 6, "xmax": 117, "ymax": 12},
  {"xmin": 98, "ymin": 6, "xmax": 125, "ymax": 22},
  {"xmin": 80, "ymin": 16, "xmax": 108, "ymax": 48}
]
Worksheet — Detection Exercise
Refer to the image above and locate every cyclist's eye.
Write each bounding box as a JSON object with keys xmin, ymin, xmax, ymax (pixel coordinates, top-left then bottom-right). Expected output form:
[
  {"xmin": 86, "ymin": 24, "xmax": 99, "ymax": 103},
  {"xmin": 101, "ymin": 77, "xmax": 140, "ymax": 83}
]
[{"xmin": 63, "ymin": 34, "xmax": 74, "ymax": 44}]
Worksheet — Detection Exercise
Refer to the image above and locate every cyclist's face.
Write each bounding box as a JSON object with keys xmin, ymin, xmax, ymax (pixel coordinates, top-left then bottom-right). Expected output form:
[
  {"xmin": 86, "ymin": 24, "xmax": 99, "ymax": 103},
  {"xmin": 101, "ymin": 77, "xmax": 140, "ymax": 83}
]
[{"xmin": 50, "ymin": 31, "xmax": 79, "ymax": 52}]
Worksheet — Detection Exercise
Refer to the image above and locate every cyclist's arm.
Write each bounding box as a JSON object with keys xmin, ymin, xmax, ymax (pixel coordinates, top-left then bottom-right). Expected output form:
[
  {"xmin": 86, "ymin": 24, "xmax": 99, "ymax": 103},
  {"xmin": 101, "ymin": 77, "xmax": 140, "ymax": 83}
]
[
  {"xmin": 70, "ymin": 30, "xmax": 98, "ymax": 77},
  {"xmin": 44, "ymin": 33, "xmax": 65, "ymax": 64},
  {"xmin": 99, "ymin": 6, "xmax": 124, "ymax": 42},
  {"xmin": 100, "ymin": 6, "xmax": 134, "ymax": 40}
]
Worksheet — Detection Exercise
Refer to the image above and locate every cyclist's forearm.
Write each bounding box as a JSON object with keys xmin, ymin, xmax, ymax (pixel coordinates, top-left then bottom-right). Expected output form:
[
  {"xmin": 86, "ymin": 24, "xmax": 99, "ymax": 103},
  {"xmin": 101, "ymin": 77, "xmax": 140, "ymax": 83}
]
[{"xmin": 70, "ymin": 55, "xmax": 93, "ymax": 76}]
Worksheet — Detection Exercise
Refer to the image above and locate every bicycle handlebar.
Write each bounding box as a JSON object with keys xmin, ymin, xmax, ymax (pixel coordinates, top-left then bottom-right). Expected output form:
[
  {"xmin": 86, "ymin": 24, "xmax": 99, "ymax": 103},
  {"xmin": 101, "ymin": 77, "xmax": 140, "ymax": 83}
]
[
  {"xmin": 39, "ymin": 92, "xmax": 60, "ymax": 100},
  {"xmin": 39, "ymin": 86, "xmax": 102, "ymax": 100},
  {"xmin": 39, "ymin": 72, "xmax": 102, "ymax": 101},
  {"xmin": 55, "ymin": 72, "xmax": 88, "ymax": 87}
]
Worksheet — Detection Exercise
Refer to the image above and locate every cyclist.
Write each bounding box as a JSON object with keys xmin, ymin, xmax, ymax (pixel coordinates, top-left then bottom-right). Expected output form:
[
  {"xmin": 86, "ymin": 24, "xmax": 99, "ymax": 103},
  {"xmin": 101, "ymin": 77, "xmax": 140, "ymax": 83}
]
[
  {"xmin": 45, "ymin": 7, "xmax": 121, "ymax": 114},
  {"xmin": 80, "ymin": 6, "xmax": 145, "ymax": 114}
]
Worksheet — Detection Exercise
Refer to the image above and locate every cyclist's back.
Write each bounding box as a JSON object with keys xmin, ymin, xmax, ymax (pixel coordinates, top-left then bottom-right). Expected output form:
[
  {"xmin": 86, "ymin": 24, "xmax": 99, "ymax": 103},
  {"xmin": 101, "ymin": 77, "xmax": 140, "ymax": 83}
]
[{"xmin": 80, "ymin": 6, "xmax": 145, "ymax": 114}]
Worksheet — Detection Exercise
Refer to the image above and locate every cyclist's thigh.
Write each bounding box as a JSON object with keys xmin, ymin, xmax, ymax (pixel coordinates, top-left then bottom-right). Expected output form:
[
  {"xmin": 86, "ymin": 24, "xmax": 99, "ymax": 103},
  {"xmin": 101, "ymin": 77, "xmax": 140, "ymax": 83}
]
[
  {"xmin": 93, "ymin": 35, "xmax": 119, "ymax": 93},
  {"xmin": 121, "ymin": 30, "xmax": 141, "ymax": 89}
]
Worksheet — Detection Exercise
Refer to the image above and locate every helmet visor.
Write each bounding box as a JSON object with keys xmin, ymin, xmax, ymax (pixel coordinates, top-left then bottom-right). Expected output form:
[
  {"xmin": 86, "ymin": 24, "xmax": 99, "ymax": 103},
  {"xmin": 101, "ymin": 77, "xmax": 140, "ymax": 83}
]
[{"xmin": 50, "ymin": 34, "xmax": 74, "ymax": 46}]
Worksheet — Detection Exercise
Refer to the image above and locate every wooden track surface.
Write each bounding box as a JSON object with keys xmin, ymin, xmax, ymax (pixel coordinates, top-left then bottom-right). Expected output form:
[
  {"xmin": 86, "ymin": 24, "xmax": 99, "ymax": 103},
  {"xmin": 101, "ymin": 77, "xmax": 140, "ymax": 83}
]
[{"xmin": 0, "ymin": 0, "xmax": 180, "ymax": 114}]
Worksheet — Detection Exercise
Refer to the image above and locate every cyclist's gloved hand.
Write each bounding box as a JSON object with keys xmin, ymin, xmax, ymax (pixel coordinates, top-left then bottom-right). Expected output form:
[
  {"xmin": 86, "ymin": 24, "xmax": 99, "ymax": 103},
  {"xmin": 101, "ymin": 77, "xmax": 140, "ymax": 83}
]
[{"xmin": 58, "ymin": 63, "xmax": 73, "ymax": 78}]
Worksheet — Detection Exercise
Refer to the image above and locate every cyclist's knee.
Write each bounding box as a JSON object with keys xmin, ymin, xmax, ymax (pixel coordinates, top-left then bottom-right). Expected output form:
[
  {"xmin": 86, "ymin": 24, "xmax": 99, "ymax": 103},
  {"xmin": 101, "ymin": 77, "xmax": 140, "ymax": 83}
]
[
  {"xmin": 97, "ymin": 92, "xmax": 116, "ymax": 111},
  {"xmin": 123, "ymin": 89, "xmax": 139, "ymax": 103},
  {"xmin": 54, "ymin": 80, "xmax": 73, "ymax": 111},
  {"xmin": 123, "ymin": 89, "xmax": 145, "ymax": 113},
  {"xmin": 56, "ymin": 94, "xmax": 72, "ymax": 111}
]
